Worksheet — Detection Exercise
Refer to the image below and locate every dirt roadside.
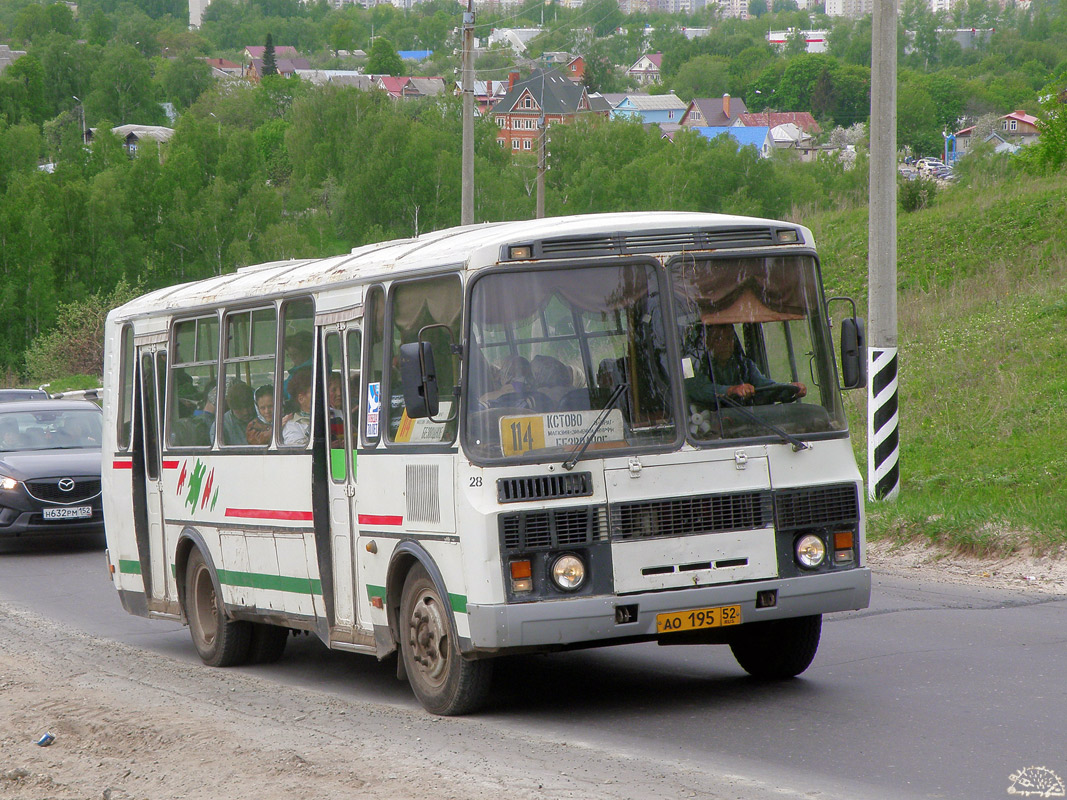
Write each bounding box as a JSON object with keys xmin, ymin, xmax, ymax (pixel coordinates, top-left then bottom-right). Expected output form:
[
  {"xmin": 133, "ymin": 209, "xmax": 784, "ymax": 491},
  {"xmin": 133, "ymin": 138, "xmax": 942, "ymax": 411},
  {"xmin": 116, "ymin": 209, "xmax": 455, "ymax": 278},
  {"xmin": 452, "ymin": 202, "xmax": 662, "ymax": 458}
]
[{"xmin": 1, "ymin": 543, "xmax": 1063, "ymax": 800}]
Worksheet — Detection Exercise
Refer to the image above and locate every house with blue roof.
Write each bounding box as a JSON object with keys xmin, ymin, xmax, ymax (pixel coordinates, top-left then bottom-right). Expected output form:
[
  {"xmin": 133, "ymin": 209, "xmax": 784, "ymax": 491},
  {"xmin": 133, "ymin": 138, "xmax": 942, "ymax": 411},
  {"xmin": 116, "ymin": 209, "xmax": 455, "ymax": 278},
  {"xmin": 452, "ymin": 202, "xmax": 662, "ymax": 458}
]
[
  {"xmin": 691, "ymin": 126, "xmax": 773, "ymax": 158},
  {"xmin": 398, "ymin": 50, "xmax": 433, "ymax": 61}
]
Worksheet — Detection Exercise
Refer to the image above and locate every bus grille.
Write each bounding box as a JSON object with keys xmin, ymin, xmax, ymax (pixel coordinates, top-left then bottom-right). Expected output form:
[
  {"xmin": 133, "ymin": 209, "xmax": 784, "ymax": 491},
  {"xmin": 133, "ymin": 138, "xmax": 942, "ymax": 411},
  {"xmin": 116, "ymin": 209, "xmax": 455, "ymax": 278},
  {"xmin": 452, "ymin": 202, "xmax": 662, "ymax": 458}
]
[
  {"xmin": 497, "ymin": 472, "xmax": 593, "ymax": 503},
  {"xmin": 535, "ymin": 227, "xmax": 783, "ymax": 259},
  {"xmin": 499, "ymin": 505, "xmax": 609, "ymax": 553},
  {"xmin": 25, "ymin": 479, "xmax": 102, "ymax": 504},
  {"xmin": 610, "ymin": 491, "xmax": 773, "ymax": 541},
  {"xmin": 774, "ymin": 483, "xmax": 859, "ymax": 530}
]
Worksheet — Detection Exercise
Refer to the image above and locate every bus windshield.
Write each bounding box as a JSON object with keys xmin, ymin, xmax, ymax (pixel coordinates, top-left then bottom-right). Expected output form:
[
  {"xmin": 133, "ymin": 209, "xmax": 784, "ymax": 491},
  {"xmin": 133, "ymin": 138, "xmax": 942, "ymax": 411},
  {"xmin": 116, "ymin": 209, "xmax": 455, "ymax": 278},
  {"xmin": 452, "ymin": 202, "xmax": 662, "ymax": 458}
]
[
  {"xmin": 465, "ymin": 263, "xmax": 676, "ymax": 462},
  {"xmin": 672, "ymin": 254, "xmax": 846, "ymax": 442}
]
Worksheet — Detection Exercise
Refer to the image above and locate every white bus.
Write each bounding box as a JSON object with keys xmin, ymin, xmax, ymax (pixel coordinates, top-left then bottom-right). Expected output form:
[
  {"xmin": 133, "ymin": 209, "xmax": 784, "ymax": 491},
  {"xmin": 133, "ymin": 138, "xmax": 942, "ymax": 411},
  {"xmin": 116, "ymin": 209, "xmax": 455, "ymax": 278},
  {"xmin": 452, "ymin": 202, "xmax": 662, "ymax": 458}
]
[{"xmin": 102, "ymin": 212, "xmax": 870, "ymax": 715}]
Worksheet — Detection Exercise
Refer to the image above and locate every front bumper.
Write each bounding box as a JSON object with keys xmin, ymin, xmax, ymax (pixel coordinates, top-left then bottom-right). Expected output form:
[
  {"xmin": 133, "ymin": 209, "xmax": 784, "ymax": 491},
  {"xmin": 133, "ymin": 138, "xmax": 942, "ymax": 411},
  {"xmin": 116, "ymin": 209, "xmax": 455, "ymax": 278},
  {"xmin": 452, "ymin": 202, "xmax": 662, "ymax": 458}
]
[
  {"xmin": 466, "ymin": 567, "xmax": 870, "ymax": 651},
  {"xmin": 0, "ymin": 499, "xmax": 104, "ymax": 537}
]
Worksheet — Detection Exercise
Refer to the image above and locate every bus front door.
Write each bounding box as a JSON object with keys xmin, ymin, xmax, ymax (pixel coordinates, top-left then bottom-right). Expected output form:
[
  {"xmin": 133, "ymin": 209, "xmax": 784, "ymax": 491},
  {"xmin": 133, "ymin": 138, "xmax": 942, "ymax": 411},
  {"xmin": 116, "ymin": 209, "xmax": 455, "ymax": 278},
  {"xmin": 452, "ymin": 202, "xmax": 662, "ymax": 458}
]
[
  {"xmin": 133, "ymin": 343, "xmax": 170, "ymax": 609},
  {"xmin": 321, "ymin": 327, "xmax": 365, "ymax": 642}
]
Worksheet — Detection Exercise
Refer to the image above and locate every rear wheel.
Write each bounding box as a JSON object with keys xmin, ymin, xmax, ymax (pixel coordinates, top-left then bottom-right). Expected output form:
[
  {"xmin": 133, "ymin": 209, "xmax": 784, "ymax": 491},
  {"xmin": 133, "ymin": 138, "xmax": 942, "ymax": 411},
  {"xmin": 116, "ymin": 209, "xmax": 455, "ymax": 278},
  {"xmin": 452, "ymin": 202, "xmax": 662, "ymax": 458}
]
[
  {"xmin": 248, "ymin": 623, "xmax": 289, "ymax": 664},
  {"xmin": 730, "ymin": 615, "xmax": 822, "ymax": 680},
  {"xmin": 184, "ymin": 548, "xmax": 251, "ymax": 667},
  {"xmin": 399, "ymin": 564, "xmax": 492, "ymax": 716}
]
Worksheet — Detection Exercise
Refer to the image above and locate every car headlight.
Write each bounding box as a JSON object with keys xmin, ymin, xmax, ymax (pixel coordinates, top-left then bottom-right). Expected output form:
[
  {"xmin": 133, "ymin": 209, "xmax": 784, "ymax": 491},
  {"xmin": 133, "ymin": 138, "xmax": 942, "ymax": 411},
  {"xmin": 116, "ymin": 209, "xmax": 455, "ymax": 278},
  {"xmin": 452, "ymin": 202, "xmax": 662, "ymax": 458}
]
[
  {"xmin": 795, "ymin": 534, "xmax": 826, "ymax": 569},
  {"xmin": 0, "ymin": 476, "xmax": 18, "ymax": 491},
  {"xmin": 550, "ymin": 554, "xmax": 586, "ymax": 591}
]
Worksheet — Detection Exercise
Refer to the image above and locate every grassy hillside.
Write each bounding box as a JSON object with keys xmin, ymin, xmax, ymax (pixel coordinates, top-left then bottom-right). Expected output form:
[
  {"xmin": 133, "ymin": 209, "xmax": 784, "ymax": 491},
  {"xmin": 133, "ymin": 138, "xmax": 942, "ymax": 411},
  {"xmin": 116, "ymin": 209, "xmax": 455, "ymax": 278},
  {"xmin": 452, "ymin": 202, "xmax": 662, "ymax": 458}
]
[{"xmin": 809, "ymin": 172, "xmax": 1067, "ymax": 554}]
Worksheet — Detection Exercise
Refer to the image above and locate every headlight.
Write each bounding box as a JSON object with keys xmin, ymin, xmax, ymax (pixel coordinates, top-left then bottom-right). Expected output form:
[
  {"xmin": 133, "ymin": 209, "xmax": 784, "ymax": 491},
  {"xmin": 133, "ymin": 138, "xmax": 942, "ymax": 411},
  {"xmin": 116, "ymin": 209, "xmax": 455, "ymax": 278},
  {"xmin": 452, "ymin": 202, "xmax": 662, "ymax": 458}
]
[
  {"xmin": 795, "ymin": 534, "xmax": 826, "ymax": 569},
  {"xmin": 550, "ymin": 554, "xmax": 586, "ymax": 591},
  {"xmin": 0, "ymin": 476, "xmax": 18, "ymax": 491}
]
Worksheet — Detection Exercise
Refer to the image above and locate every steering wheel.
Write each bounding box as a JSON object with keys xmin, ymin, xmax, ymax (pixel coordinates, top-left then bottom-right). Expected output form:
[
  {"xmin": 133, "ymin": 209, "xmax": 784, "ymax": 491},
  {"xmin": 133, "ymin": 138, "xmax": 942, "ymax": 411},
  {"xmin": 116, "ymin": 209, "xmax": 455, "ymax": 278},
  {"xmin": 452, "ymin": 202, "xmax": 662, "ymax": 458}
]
[{"xmin": 747, "ymin": 383, "xmax": 801, "ymax": 405}]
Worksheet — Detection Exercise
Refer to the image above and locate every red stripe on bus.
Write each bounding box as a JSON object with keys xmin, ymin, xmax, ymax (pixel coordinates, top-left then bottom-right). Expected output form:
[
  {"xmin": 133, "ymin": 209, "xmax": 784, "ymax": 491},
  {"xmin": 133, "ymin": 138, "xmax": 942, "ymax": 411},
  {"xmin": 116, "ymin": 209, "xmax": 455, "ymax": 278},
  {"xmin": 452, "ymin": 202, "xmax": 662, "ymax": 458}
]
[
  {"xmin": 225, "ymin": 508, "xmax": 314, "ymax": 521},
  {"xmin": 358, "ymin": 514, "xmax": 404, "ymax": 526},
  {"xmin": 163, "ymin": 460, "xmax": 180, "ymax": 470},
  {"xmin": 113, "ymin": 460, "xmax": 133, "ymax": 470}
]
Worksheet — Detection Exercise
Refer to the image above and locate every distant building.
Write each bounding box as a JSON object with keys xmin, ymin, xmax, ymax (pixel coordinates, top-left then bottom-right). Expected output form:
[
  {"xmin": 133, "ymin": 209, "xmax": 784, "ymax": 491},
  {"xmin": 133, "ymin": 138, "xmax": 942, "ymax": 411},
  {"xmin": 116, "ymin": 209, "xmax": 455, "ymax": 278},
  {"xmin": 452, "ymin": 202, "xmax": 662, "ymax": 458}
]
[
  {"xmin": 824, "ymin": 0, "xmax": 872, "ymax": 17},
  {"xmin": 716, "ymin": 0, "xmax": 749, "ymax": 19},
  {"xmin": 612, "ymin": 93, "xmax": 688, "ymax": 125},
  {"xmin": 679, "ymin": 94, "xmax": 749, "ymax": 128},
  {"xmin": 491, "ymin": 69, "xmax": 605, "ymax": 153},
  {"xmin": 398, "ymin": 50, "xmax": 434, "ymax": 62},
  {"xmin": 953, "ymin": 110, "xmax": 1041, "ymax": 158},
  {"xmin": 767, "ymin": 29, "xmax": 829, "ymax": 53},
  {"xmin": 627, "ymin": 53, "xmax": 662, "ymax": 85},
  {"xmin": 736, "ymin": 111, "xmax": 820, "ymax": 136},
  {"xmin": 487, "ymin": 28, "xmax": 543, "ymax": 54},
  {"xmin": 85, "ymin": 125, "xmax": 175, "ymax": 157},
  {"xmin": 691, "ymin": 126, "xmax": 773, "ymax": 158},
  {"xmin": 0, "ymin": 44, "xmax": 26, "ymax": 74}
]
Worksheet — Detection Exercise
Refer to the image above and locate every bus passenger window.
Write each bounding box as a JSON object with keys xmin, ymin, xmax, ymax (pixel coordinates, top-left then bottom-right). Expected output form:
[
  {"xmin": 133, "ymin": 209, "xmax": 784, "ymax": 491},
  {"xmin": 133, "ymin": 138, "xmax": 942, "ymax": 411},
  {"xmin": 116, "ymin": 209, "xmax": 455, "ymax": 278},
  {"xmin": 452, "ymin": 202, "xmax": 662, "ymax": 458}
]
[
  {"xmin": 169, "ymin": 316, "xmax": 219, "ymax": 448},
  {"xmin": 222, "ymin": 307, "xmax": 276, "ymax": 447},
  {"xmin": 280, "ymin": 299, "xmax": 314, "ymax": 448}
]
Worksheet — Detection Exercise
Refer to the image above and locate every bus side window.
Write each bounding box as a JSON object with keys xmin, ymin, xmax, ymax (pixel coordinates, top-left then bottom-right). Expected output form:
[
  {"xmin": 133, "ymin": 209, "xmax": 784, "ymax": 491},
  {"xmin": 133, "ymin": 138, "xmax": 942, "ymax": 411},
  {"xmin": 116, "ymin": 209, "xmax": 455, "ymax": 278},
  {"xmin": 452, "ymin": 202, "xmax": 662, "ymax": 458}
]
[
  {"xmin": 323, "ymin": 331, "xmax": 346, "ymax": 480},
  {"xmin": 363, "ymin": 286, "xmax": 385, "ymax": 446},
  {"xmin": 169, "ymin": 316, "xmax": 219, "ymax": 449},
  {"xmin": 118, "ymin": 324, "xmax": 135, "ymax": 450},
  {"xmin": 346, "ymin": 327, "xmax": 362, "ymax": 456},
  {"xmin": 386, "ymin": 275, "xmax": 461, "ymax": 444},
  {"xmin": 222, "ymin": 307, "xmax": 277, "ymax": 447},
  {"xmin": 279, "ymin": 299, "xmax": 315, "ymax": 448}
]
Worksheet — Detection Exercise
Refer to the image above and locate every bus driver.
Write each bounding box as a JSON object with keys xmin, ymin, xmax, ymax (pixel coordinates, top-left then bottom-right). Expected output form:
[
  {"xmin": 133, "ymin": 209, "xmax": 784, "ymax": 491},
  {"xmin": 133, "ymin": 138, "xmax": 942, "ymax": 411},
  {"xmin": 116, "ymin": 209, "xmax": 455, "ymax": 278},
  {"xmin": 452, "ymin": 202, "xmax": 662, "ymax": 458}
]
[{"xmin": 686, "ymin": 323, "xmax": 806, "ymax": 404}]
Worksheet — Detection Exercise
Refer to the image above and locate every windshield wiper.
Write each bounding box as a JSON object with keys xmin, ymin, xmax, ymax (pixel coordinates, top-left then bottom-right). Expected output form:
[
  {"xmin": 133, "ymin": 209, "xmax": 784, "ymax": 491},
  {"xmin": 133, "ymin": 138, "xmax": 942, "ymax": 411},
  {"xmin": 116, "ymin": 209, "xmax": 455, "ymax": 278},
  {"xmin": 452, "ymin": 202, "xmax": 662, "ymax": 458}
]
[
  {"xmin": 713, "ymin": 393, "xmax": 810, "ymax": 452},
  {"xmin": 562, "ymin": 383, "xmax": 628, "ymax": 471}
]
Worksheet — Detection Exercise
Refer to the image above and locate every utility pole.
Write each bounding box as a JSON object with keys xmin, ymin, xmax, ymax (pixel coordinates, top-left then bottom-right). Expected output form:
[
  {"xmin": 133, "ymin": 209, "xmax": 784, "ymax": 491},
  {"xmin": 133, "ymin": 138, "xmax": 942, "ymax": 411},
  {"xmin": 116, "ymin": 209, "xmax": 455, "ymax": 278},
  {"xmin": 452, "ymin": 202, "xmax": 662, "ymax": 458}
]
[
  {"xmin": 460, "ymin": 0, "xmax": 475, "ymax": 226},
  {"xmin": 535, "ymin": 117, "xmax": 546, "ymax": 219},
  {"xmin": 867, "ymin": 0, "xmax": 899, "ymax": 502}
]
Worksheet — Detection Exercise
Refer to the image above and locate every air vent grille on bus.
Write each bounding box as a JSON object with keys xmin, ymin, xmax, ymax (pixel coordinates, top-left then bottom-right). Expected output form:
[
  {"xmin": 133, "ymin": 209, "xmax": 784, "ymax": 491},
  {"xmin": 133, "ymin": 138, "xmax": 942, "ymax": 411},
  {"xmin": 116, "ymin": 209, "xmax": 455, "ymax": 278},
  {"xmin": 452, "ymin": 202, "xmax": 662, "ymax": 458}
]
[
  {"xmin": 499, "ymin": 505, "xmax": 609, "ymax": 553},
  {"xmin": 497, "ymin": 472, "xmax": 593, "ymax": 503},
  {"xmin": 405, "ymin": 464, "xmax": 441, "ymax": 523},
  {"xmin": 610, "ymin": 491, "xmax": 773, "ymax": 541},
  {"xmin": 535, "ymin": 227, "xmax": 785, "ymax": 259},
  {"xmin": 774, "ymin": 483, "xmax": 859, "ymax": 530}
]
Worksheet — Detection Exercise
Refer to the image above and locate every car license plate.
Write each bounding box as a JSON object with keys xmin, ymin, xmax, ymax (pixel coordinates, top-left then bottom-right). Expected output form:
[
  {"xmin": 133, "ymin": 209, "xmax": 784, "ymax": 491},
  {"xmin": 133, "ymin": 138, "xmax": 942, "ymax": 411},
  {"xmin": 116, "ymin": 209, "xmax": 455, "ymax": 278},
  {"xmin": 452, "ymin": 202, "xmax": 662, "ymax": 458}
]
[
  {"xmin": 43, "ymin": 506, "xmax": 92, "ymax": 520},
  {"xmin": 656, "ymin": 604, "xmax": 741, "ymax": 634}
]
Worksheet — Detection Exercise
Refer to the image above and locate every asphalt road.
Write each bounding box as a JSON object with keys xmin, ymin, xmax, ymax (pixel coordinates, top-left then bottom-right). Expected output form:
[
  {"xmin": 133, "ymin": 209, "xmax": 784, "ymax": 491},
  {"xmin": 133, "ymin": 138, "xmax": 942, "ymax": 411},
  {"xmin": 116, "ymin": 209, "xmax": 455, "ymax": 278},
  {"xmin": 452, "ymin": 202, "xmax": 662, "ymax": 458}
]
[{"xmin": 2, "ymin": 532, "xmax": 1065, "ymax": 800}]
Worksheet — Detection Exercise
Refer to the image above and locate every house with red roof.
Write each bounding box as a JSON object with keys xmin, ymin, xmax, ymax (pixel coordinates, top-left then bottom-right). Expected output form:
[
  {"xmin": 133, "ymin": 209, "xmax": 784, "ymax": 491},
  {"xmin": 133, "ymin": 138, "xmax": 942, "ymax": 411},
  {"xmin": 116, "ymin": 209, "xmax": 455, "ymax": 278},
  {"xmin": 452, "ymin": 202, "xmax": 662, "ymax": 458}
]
[
  {"xmin": 491, "ymin": 68, "xmax": 605, "ymax": 153},
  {"xmin": 627, "ymin": 53, "xmax": 662, "ymax": 85},
  {"xmin": 954, "ymin": 109, "xmax": 1041, "ymax": 157},
  {"xmin": 736, "ymin": 111, "xmax": 820, "ymax": 136}
]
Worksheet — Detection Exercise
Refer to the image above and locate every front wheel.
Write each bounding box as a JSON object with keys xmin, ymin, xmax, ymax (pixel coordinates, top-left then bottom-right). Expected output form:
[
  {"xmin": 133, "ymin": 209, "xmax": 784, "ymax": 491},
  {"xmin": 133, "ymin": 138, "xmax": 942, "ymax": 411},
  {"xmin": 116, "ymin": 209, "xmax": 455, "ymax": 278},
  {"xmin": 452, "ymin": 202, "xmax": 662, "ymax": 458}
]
[
  {"xmin": 729, "ymin": 615, "xmax": 822, "ymax": 680},
  {"xmin": 184, "ymin": 548, "xmax": 251, "ymax": 667},
  {"xmin": 399, "ymin": 564, "xmax": 492, "ymax": 715}
]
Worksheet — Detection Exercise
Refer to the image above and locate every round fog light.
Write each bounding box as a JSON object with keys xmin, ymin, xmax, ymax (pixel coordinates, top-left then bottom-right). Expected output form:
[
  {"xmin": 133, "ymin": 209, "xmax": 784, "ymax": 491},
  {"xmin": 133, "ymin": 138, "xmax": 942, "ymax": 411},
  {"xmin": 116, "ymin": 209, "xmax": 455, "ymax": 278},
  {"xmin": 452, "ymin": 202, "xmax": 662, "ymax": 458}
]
[
  {"xmin": 795, "ymin": 534, "xmax": 826, "ymax": 569},
  {"xmin": 551, "ymin": 554, "xmax": 586, "ymax": 591}
]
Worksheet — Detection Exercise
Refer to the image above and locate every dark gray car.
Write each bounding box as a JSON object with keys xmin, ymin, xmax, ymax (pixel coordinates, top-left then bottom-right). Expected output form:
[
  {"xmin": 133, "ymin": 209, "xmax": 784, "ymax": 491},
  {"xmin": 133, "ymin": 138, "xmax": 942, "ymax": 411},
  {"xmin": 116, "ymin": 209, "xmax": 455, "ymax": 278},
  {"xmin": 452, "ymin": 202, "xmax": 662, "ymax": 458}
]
[
  {"xmin": 0, "ymin": 388, "xmax": 49, "ymax": 402},
  {"xmin": 0, "ymin": 400, "xmax": 104, "ymax": 537}
]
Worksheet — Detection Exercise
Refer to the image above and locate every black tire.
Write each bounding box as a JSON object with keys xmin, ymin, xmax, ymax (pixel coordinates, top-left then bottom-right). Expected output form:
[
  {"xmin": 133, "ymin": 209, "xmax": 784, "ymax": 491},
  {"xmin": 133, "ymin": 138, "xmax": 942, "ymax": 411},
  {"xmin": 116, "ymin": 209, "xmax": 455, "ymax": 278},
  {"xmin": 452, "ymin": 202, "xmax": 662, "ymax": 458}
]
[
  {"xmin": 184, "ymin": 548, "xmax": 251, "ymax": 667},
  {"xmin": 247, "ymin": 623, "xmax": 289, "ymax": 664},
  {"xmin": 729, "ymin": 615, "xmax": 822, "ymax": 680},
  {"xmin": 399, "ymin": 564, "xmax": 492, "ymax": 716}
]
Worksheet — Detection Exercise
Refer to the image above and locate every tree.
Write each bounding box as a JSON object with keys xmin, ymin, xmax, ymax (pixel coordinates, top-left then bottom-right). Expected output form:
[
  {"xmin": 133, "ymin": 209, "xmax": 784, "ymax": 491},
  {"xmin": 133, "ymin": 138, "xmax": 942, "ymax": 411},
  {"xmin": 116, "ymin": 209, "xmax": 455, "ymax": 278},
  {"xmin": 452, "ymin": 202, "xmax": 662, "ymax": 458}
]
[
  {"xmin": 671, "ymin": 55, "xmax": 732, "ymax": 102},
  {"xmin": 263, "ymin": 33, "xmax": 279, "ymax": 76},
  {"xmin": 159, "ymin": 54, "xmax": 213, "ymax": 109},
  {"xmin": 1015, "ymin": 82, "xmax": 1067, "ymax": 175},
  {"xmin": 86, "ymin": 45, "xmax": 164, "ymax": 125},
  {"xmin": 366, "ymin": 37, "xmax": 404, "ymax": 76}
]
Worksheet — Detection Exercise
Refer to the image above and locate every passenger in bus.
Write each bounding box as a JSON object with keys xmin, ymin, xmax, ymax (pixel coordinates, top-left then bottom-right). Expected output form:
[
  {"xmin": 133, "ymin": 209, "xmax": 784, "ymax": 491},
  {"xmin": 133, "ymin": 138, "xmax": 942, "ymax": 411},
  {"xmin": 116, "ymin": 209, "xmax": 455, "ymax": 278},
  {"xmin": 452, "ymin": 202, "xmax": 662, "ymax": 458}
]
[
  {"xmin": 246, "ymin": 385, "xmax": 274, "ymax": 446},
  {"xmin": 282, "ymin": 330, "xmax": 314, "ymax": 410},
  {"xmin": 687, "ymin": 323, "xmax": 806, "ymax": 404},
  {"xmin": 531, "ymin": 355, "xmax": 574, "ymax": 408},
  {"xmin": 479, "ymin": 355, "xmax": 550, "ymax": 410},
  {"xmin": 281, "ymin": 370, "xmax": 312, "ymax": 446},
  {"xmin": 221, "ymin": 381, "xmax": 256, "ymax": 445},
  {"xmin": 328, "ymin": 373, "xmax": 345, "ymax": 446}
]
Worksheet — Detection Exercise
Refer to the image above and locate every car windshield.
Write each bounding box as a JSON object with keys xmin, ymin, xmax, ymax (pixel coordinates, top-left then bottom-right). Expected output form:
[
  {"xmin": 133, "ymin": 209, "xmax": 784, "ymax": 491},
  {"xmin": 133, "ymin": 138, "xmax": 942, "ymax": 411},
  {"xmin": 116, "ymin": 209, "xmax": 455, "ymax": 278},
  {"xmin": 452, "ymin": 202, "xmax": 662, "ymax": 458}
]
[
  {"xmin": 464, "ymin": 263, "xmax": 677, "ymax": 463},
  {"xmin": 0, "ymin": 409, "xmax": 102, "ymax": 451},
  {"xmin": 671, "ymin": 255, "xmax": 847, "ymax": 442}
]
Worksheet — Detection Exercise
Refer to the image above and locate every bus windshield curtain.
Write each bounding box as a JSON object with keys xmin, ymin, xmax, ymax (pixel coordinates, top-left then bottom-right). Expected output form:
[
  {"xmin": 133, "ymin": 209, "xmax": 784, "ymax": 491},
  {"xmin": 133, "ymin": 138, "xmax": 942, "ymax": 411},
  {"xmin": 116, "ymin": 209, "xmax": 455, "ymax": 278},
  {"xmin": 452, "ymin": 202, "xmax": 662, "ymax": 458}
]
[
  {"xmin": 472, "ymin": 265, "xmax": 651, "ymax": 326},
  {"xmin": 673, "ymin": 257, "xmax": 818, "ymax": 323}
]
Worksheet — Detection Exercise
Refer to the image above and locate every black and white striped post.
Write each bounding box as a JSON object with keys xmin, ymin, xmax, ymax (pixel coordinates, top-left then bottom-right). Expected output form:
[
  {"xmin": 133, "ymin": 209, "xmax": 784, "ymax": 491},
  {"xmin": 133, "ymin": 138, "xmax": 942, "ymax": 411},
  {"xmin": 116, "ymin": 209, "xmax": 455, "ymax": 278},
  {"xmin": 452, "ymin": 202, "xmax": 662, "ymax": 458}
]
[
  {"xmin": 868, "ymin": 0, "xmax": 900, "ymax": 502},
  {"xmin": 868, "ymin": 348, "xmax": 899, "ymax": 500}
]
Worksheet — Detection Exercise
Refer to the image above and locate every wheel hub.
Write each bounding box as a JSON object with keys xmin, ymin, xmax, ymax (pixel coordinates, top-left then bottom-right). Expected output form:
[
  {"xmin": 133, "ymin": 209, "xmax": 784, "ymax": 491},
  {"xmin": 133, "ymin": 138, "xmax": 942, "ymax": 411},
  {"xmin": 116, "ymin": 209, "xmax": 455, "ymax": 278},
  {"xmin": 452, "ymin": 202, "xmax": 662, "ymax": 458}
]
[{"xmin": 407, "ymin": 591, "xmax": 449, "ymax": 686}]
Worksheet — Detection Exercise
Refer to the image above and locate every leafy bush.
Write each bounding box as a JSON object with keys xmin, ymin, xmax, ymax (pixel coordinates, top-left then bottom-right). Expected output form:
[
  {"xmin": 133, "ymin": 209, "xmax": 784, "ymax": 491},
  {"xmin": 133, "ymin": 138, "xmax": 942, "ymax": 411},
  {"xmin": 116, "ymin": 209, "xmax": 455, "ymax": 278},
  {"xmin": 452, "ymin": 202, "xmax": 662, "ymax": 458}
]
[{"xmin": 899, "ymin": 175, "xmax": 938, "ymax": 212}]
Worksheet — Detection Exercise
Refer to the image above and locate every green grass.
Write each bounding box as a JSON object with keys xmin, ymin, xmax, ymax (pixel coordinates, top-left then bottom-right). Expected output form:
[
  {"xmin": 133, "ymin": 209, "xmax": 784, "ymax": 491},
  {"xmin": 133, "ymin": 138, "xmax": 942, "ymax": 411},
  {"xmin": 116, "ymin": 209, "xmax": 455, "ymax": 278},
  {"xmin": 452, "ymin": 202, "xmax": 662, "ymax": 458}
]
[{"xmin": 811, "ymin": 172, "xmax": 1067, "ymax": 555}]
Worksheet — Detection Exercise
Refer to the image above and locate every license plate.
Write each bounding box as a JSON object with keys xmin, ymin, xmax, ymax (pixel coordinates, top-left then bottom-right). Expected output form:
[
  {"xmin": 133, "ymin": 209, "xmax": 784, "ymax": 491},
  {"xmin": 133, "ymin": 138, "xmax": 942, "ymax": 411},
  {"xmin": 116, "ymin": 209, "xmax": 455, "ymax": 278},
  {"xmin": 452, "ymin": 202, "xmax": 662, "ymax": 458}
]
[
  {"xmin": 43, "ymin": 506, "xmax": 92, "ymax": 520},
  {"xmin": 656, "ymin": 604, "xmax": 741, "ymax": 634}
]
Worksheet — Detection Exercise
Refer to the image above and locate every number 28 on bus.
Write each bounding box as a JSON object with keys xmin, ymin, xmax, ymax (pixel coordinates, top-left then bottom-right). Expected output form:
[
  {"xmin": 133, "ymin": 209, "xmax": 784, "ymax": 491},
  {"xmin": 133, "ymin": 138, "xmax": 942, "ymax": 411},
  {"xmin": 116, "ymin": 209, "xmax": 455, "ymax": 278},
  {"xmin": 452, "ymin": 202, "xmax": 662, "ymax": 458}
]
[{"xmin": 101, "ymin": 211, "xmax": 871, "ymax": 715}]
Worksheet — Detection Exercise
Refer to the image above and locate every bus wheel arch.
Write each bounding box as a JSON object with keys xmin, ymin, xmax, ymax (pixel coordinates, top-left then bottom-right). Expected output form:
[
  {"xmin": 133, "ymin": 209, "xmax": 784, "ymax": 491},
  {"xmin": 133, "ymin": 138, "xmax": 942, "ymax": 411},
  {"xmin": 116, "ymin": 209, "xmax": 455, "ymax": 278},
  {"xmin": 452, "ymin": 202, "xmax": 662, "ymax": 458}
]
[
  {"xmin": 386, "ymin": 543, "xmax": 492, "ymax": 715},
  {"xmin": 177, "ymin": 530, "xmax": 251, "ymax": 668}
]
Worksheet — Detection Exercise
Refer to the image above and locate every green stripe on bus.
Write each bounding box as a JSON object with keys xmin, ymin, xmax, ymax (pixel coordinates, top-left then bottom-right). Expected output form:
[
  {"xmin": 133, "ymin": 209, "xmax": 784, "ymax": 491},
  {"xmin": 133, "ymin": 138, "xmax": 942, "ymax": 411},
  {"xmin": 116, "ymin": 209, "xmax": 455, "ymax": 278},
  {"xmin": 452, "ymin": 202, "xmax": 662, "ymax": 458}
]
[
  {"xmin": 330, "ymin": 447, "xmax": 346, "ymax": 481},
  {"xmin": 366, "ymin": 584, "xmax": 466, "ymax": 615},
  {"xmin": 119, "ymin": 559, "xmax": 141, "ymax": 575},
  {"xmin": 217, "ymin": 569, "xmax": 323, "ymax": 596}
]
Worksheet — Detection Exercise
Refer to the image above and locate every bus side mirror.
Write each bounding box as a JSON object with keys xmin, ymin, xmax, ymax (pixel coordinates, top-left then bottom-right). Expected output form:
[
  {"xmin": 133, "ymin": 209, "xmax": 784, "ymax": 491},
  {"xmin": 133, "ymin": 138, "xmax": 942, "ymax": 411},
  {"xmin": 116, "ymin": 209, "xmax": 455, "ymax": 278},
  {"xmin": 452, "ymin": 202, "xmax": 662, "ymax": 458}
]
[
  {"xmin": 399, "ymin": 342, "xmax": 439, "ymax": 419},
  {"xmin": 840, "ymin": 316, "xmax": 866, "ymax": 389}
]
